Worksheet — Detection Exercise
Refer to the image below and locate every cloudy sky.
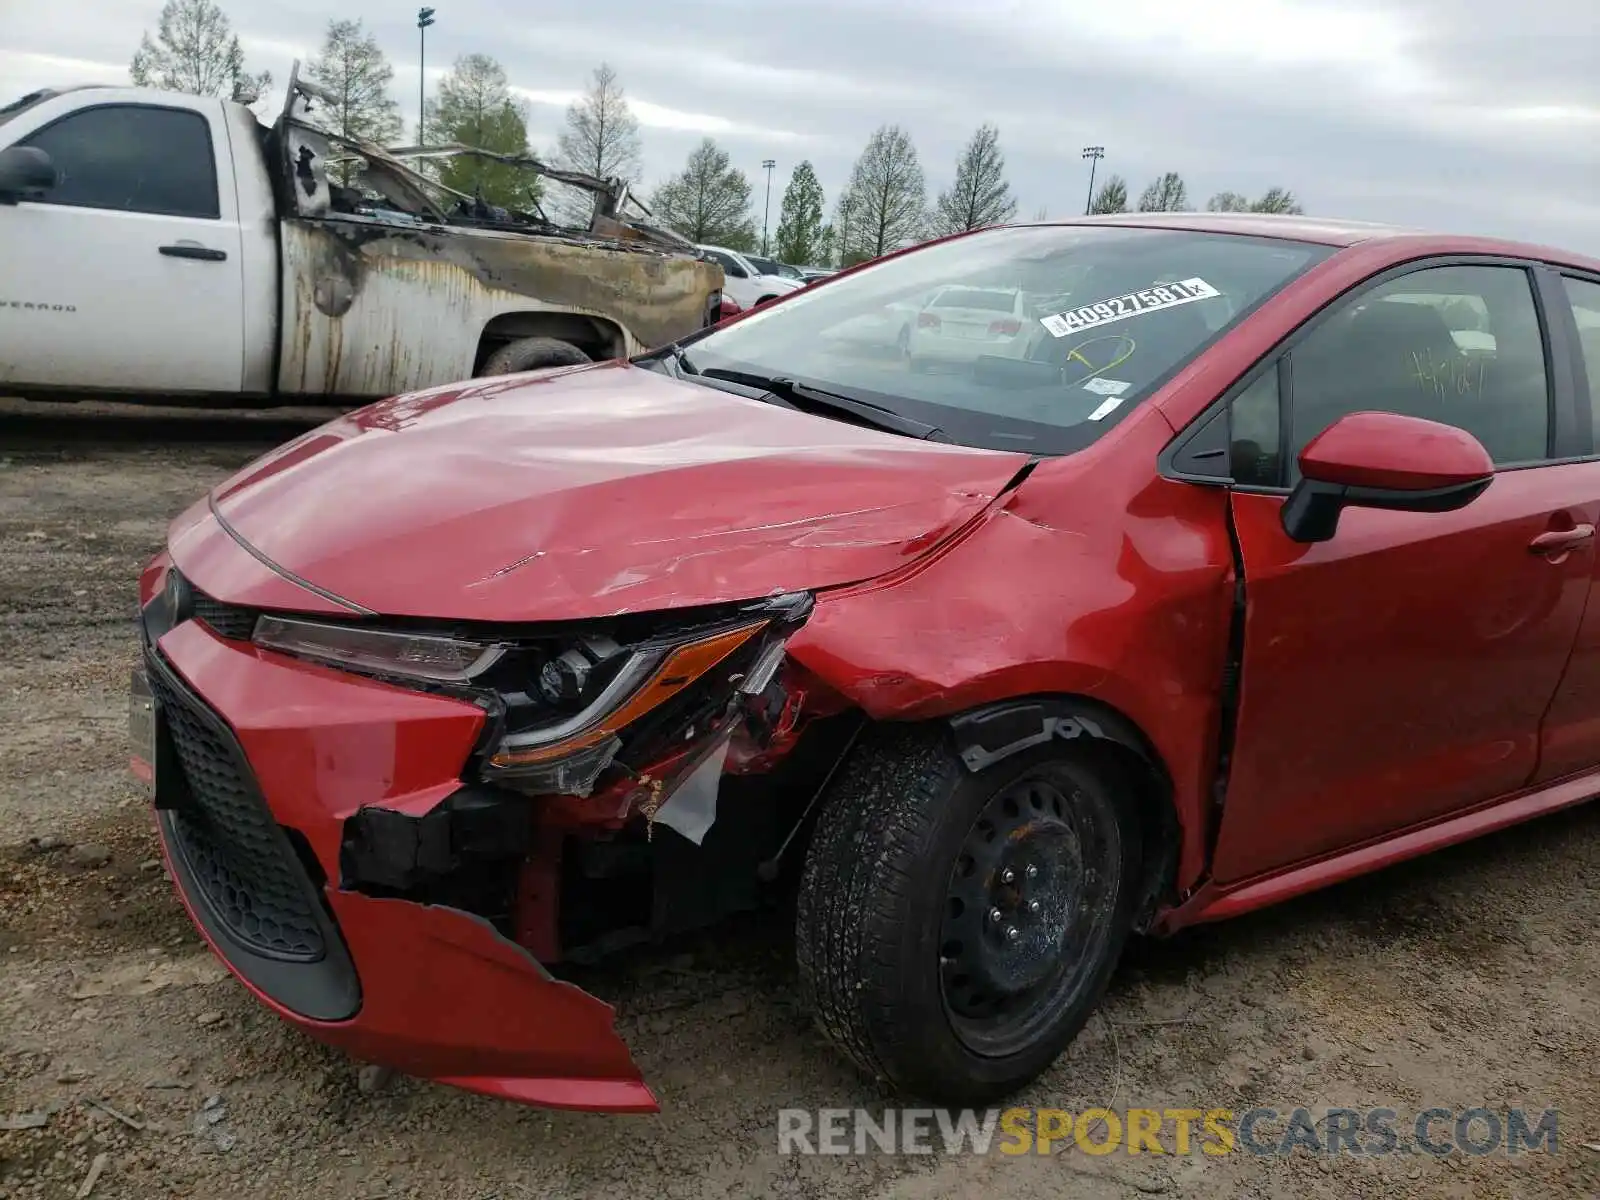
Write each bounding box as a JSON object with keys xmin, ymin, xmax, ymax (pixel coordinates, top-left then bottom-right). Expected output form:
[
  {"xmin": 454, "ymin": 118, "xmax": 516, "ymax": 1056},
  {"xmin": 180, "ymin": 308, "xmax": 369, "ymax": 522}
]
[{"xmin": 3, "ymin": 0, "xmax": 1597, "ymax": 253}]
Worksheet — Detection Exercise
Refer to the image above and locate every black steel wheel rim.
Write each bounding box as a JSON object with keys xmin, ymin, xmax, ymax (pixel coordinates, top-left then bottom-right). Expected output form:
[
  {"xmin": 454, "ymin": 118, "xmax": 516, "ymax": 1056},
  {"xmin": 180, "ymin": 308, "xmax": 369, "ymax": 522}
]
[{"xmin": 938, "ymin": 769, "xmax": 1121, "ymax": 1058}]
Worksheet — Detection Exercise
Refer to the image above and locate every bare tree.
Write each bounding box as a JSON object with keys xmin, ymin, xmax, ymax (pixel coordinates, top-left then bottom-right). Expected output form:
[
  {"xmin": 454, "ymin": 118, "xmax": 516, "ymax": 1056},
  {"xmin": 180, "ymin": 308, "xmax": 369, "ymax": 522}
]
[
  {"xmin": 1089, "ymin": 175, "xmax": 1129, "ymax": 214},
  {"xmin": 129, "ymin": 0, "xmax": 271, "ymax": 104},
  {"xmin": 1250, "ymin": 186, "xmax": 1304, "ymax": 214},
  {"xmin": 930, "ymin": 123, "xmax": 1017, "ymax": 236},
  {"xmin": 840, "ymin": 125, "xmax": 926, "ymax": 259},
  {"xmin": 554, "ymin": 63, "xmax": 642, "ymax": 222},
  {"xmin": 1207, "ymin": 187, "xmax": 1305, "ymax": 214},
  {"xmin": 1206, "ymin": 191, "xmax": 1251, "ymax": 212},
  {"xmin": 1137, "ymin": 172, "xmax": 1189, "ymax": 212},
  {"xmin": 651, "ymin": 138, "xmax": 756, "ymax": 248},
  {"xmin": 306, "ymin": 19, "xmax": 401, "ymax": 186}
]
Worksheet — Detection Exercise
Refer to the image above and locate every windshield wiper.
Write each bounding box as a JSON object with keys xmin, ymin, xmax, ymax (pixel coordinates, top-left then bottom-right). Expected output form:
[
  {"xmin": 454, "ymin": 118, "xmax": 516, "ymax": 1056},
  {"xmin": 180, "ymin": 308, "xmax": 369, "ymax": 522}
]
[{"xmin": 688, "ymin": 364, "xmax": 945, "ymax": 441}]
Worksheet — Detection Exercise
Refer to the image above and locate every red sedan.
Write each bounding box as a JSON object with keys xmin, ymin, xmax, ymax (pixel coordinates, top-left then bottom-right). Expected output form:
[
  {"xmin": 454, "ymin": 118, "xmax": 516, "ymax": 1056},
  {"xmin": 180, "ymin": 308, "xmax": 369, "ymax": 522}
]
[{"xmin": 131, "ymin": 213, "xmax": 1600, "ymax": 1112}]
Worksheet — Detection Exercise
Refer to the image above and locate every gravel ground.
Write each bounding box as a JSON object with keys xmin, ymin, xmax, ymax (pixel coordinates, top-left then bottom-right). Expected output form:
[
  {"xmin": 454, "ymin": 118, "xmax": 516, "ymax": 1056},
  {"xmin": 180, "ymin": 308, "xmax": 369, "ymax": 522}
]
[{"xmin": 2, "ymin": 397, "xmax": 1598, "ymax": 1199}]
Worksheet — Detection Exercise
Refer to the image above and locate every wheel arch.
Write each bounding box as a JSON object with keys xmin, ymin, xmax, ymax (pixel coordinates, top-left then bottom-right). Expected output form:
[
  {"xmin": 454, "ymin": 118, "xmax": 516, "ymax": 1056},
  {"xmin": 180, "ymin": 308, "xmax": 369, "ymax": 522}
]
[
  {"xmin": 944, "ymin": 694, "xmax": 1181, "ymax": 932},
  {"xmin": 474, "ymin": 310, "xmax": 630, "ymax": 372}
]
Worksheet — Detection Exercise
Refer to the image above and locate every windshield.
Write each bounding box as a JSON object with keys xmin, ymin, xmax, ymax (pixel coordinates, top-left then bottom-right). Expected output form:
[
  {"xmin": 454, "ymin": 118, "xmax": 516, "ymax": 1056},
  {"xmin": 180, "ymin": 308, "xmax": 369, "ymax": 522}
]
[
  {"xmin": 679, "ymin": 225, "xmax": 1333, "ymax": 453},
  {"xmin": 746, "ymin": 255, "xmax": 782, "ymax": 276}
]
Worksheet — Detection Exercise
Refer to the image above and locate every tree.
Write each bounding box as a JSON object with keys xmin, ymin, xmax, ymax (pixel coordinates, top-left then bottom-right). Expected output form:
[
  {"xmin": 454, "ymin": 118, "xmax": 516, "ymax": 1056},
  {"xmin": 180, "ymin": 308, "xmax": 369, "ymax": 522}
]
[
  {"xmin": 1250, "ymin": 186, "xmax": 1304, "ymax": 214},
  {"xmin": 1137, "ymin": 172, "xmax": 1189, "ymax": 212},
  {"xmin": 773, "ymin": 161, "xmax": 826, "ymax": 265},
  {"xmin": 425, "ymin": 54, "xmax": 538, "ymax": 209},
  {"xmin": 650, "ymin": 138, "xmax": 756, "ymax": 248},
  {"xmin": 1089, "ymin": 175, "xmax": 1129, "ymax": 215},
  {"xmin": 930, "ymin": 123, "xmax": 1017, "ymax": 236},
  {"xmin": 554, "ymin": 63, "xmax": 642, "ymax": 223},
  {"xmin": 306, "ymin": 19, "xmax": 401, "ymax": 186},
  {"xmin": 839, "ymin": 125, "xmax": 926, "ymax": 259},
  {"xmin": 1207, "ymin": 190, "xmax": 1251, "ymax": 212},
  {"xmin": 1206, "ymin": 187, "xmax": 1305, "ymax": 214},
  {"xmin": 129, "ymin": 0, "xmax": 271, "ymax": 104}
]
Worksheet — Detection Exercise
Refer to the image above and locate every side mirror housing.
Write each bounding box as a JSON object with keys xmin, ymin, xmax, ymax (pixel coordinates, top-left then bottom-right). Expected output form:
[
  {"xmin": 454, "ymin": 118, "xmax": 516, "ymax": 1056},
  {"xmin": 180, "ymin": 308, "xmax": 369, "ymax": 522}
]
[
  {"xmin": 1281, "ymin": 411, "xmax": 1494, "ymax": 543},
  {"xmin": 0, "ymin": 146, "xmax": 57, "ymax": 204}
]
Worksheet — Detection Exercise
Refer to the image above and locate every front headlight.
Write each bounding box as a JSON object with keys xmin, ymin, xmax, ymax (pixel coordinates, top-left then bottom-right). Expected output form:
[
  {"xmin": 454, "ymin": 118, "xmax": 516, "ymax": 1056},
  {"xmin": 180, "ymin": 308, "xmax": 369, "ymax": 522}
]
[
  {"xmin": 253, "ymin": 615, "xmax": 506, "ymax": 683},
  {"xmin": 251, "ymin": 591, "xmax": 814, "ymax": 797},
  {"xmin": 484, "ymin": 619, "xmax": 766, "ymax": 772}
]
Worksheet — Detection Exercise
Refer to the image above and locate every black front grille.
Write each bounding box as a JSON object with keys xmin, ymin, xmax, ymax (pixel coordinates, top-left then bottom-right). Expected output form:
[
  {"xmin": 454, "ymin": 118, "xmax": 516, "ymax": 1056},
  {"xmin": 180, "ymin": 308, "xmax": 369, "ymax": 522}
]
[
  {"xmin": 147, "ymin": 662, "xmax": 326, "ymax": 962},
  {"xmin": 191, "ymin": 590, "xmax": 259, "ymax": 642}
]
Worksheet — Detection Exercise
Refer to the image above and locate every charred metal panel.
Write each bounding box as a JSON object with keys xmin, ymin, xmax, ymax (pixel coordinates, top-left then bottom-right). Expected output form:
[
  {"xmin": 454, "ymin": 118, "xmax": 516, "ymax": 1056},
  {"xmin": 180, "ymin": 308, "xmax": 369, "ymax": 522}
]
[{"xmin": 277, "ymin": 219, "xmax": 719, "ymax": 399}]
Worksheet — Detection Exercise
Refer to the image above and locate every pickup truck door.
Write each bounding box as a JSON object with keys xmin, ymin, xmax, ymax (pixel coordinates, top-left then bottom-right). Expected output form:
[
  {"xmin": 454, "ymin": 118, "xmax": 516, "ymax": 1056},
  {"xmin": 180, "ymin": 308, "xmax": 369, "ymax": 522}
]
[
  {"xmin": 1206, "ymin": 260, "xmax": 1593, "ymax": 884},
  {"xmin": 0, "ymin": 93, "xmax": 246, "ymax": 394}
]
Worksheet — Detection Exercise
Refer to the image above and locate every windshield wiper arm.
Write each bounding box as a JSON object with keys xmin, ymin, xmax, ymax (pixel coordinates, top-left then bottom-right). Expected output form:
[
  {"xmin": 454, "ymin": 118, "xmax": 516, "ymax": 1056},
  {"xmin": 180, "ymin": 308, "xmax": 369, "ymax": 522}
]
[{"xmin": 693, "ymin": 366, "xmax": 945, "ymax": 441}]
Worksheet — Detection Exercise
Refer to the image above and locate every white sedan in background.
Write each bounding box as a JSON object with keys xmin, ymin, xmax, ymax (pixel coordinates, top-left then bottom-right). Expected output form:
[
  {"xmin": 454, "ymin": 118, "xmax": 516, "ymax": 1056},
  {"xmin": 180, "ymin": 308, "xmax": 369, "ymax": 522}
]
[
  {"xmin": 695, "ymin": 245, "xmax": 805, "ymax": 312},
  {"xmin": 906, "ymin": 286, "xmax": 1032, "ymax": 372}
]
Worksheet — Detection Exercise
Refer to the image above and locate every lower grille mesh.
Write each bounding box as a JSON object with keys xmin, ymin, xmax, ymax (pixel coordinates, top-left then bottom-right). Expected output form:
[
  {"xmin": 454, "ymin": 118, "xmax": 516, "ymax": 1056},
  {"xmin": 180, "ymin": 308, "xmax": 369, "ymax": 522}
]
[{"xmin": 148, "ymin": 663, "xmax": 325, "ymax": 962}]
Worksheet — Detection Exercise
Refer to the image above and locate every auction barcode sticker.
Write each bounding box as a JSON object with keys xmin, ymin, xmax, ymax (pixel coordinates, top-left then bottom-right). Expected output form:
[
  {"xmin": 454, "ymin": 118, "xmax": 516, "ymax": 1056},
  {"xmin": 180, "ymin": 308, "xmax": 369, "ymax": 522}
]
[{"xmin": 1041, "ymin": 277, "xmax": 1221, "ymax": 338}]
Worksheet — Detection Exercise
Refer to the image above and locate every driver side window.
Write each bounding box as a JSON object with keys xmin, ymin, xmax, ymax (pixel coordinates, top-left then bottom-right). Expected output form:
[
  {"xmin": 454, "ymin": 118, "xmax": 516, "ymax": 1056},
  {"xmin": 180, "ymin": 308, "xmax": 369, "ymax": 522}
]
[{"xmin": 1283, "ymin": 264, "xmax": 1550, "ymax": 481}]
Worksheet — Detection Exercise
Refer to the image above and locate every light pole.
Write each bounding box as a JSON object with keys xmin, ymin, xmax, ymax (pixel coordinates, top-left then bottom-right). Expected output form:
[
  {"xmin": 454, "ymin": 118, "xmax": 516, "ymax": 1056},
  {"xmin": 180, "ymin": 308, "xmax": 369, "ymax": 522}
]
[
  {"xmin": 761, "ymin": 159, "xmax": 776, "ymax": 255},
  {"xmin": 1082, "ymin": 145, "xmax": 1104, "ymax": 215},
  {"xmin": 417, "ymin": 7, "xmax": 436, "ymax": 143}
]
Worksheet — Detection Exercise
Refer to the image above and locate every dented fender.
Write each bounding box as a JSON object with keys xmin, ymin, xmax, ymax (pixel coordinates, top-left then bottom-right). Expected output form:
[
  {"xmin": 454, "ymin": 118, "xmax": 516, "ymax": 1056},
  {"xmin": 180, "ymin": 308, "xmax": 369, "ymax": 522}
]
[{"xmin": 785, "ymin": 409, "xmax": 1237, "ymax": 893}]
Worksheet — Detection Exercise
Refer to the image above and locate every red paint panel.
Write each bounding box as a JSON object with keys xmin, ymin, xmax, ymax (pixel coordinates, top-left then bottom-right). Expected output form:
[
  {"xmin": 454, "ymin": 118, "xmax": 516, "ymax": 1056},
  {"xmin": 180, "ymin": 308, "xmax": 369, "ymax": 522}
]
[
  {"xmin": 157, "ymin": 620, "xmax": 484, "ymax": 876},
  {"xmin": 788, "ymin": 408, "xmax": 1235, "ymax": 890},
  {"xmin": 1213, "ymin": 474, "xmax": 1595, "ymax": 884},
  {"xmin": 205, "ymin": 362, "xmax": 1029, "ymax": 621},
  {"xmin": 1299, "ymin": 412, "xmax": 1494, "ymax": 491}
]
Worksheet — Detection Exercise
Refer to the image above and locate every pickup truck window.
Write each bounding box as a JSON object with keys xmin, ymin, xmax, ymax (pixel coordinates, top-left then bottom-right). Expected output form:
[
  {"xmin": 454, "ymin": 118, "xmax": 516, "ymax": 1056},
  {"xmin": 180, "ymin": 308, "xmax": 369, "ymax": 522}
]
[{"xmin": 21, "ymin": 103, "xmax": 219, "ymax": 221}]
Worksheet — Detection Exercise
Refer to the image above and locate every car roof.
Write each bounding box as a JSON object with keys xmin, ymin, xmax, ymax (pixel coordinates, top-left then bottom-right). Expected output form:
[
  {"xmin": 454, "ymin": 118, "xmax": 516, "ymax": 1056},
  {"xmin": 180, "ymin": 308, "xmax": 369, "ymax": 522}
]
[{"xmin": 1027, "ymin": 212, "xmax": 1600, "ymax": 272}]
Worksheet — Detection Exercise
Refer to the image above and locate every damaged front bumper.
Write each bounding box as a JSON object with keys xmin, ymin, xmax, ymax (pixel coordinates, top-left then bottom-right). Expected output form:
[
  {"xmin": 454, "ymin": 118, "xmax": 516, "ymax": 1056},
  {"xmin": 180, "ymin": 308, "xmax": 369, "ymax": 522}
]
[{"xmin": 135, "ymin": 614, "xmax": 659, "ymax": 1111}]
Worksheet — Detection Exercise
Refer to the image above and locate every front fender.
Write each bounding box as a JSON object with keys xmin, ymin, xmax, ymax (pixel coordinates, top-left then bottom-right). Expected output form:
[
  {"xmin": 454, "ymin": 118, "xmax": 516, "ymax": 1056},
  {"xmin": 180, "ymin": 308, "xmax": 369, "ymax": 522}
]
[{"xmin": 785, "ymin": 432, "xmax": 1234, "ymax": 892}]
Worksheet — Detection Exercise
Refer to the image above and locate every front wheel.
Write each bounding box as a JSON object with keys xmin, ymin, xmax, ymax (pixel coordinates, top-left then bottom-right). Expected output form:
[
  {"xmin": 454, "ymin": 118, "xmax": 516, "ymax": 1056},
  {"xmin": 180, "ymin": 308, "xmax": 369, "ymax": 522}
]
[
  {"xmin": 795, "ymin": 725, "xmax": 1140, "ymax": 1104},
  {"xmin": 477, "ymin": 336, "xmax": 591, "ymax": 377}
]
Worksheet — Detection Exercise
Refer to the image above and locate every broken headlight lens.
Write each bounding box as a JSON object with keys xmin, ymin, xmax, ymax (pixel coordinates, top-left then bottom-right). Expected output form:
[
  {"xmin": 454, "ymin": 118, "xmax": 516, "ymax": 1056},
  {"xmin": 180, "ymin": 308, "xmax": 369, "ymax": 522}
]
[
  {"xmin": 252, "ymin": 615, "xmax": 506, "ymax": 683},
  {"xmin": 483, "ymin": 592, "xmax": 814, "ymax": 788}
]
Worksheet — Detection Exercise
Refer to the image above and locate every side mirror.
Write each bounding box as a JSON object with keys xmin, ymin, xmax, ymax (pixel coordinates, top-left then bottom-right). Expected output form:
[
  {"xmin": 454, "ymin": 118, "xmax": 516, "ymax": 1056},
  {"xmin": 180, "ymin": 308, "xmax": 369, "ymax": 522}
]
[
  {"xmin": 1281, "ymin": 411, "xmax": 1493, "ymax": 543},
  {"xmin": 0, "ymin": 146, "xmax": 57, "ymax": 204}
]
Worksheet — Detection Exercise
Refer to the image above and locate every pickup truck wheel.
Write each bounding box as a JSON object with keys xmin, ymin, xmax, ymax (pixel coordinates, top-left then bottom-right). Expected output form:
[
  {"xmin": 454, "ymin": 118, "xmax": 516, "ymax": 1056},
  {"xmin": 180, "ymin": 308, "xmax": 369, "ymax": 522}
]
[
  {"xmin": 795, "ymin": 725, "xmax": 1140, "ymax": 1104},
  {"xmin": 478, "ymin": 337, "xmax": 592, "ymax": 377}
]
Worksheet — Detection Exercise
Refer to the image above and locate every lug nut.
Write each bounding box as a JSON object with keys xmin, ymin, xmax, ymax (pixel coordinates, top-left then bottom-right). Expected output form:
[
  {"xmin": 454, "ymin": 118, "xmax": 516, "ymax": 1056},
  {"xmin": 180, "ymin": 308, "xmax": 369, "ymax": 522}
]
[
  {"xmin": 1005, "ymin": 925, "xmax": 1020, "ymax": 942},
  {"xmin": 988, "ymin": 907, "xmax": 1003, "ymax": 924},
  {"xmin": 1000, "ymin": 867, "xmax": 1016, "ymax": 884},
  {"xmin": 1025, "ymin": 864, "xmax": 1039, "ymax": 880},
  {"xmin": 1028, "ymin": 899, "xmax": 1041, "ymax": 914}
]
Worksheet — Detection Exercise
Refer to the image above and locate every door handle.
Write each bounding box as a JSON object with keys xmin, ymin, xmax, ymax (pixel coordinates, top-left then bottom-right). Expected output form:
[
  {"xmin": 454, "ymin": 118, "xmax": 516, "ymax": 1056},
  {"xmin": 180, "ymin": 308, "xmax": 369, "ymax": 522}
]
[
  {"xmin": 159, "ymin": 243, "xmax": 227, "ymax": 262},
  {"xmin": 1529, "ymin": 525, "xmax": 1595, "ymax": 555}
]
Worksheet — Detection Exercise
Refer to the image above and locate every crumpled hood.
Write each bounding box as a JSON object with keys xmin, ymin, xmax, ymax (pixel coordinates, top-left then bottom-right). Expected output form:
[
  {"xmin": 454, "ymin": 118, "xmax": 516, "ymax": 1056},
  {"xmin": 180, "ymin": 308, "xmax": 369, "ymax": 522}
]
[{"xmin": 200, "ymin": 362, "xmax": 1029, "ymax": 621}]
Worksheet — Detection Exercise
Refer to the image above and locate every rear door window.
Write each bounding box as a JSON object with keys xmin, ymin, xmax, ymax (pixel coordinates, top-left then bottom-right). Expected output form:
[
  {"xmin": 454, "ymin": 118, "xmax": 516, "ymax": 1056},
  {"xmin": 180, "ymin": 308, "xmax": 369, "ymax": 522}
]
[{"xmin": 1561, "ymin": 276, "xmax": 1600, "ymax": 444}]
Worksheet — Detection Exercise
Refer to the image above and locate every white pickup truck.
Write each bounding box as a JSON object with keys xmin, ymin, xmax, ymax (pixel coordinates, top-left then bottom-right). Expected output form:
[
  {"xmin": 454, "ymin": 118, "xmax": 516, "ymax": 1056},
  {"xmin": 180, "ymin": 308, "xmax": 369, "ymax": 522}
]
[{"xmin": 0, "ymin": 67, "xmax": 722, "ymax": 404}]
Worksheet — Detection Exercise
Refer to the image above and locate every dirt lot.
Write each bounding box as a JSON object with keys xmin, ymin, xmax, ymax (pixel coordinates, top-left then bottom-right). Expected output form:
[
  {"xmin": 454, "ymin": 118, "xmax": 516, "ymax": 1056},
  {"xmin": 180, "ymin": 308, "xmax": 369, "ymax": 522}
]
[{"xmin": 1, "ymin": 397, "xmax": 1598, "ymax": 1199}]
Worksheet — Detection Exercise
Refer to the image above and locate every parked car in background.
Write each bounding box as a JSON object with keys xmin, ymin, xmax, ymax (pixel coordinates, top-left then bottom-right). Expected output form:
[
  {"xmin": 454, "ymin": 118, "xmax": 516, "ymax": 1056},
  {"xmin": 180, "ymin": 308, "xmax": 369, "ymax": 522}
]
[
  {"xmin": 798, "ymin": 266, "xmax": 837, "ymax": 282},
  {"xmin": 0, "ymin": 66, "xmax": 720, "ymax": 405},
  {"xmin": 695, "ymin": 244, "xmax": 804, "ymax": 310},
  {"xmin": 905, "ymin": 284, "xmax": 1033, "ymax": 372},
  {"xmin": 132, "ymin": 211, "xmax": 1600, "ymax": 1120},
  {"xmin": 744, "ymin": 253, "xmax": 806, "ymax": 282}
]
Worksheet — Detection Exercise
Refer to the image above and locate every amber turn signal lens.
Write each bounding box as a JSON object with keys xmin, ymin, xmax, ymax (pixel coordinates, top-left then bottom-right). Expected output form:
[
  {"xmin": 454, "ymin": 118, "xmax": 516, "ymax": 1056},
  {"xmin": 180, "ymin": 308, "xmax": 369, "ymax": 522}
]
[{"xmin": 488, "ymin": 620, "xmax": 768, "ymax": 768}]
